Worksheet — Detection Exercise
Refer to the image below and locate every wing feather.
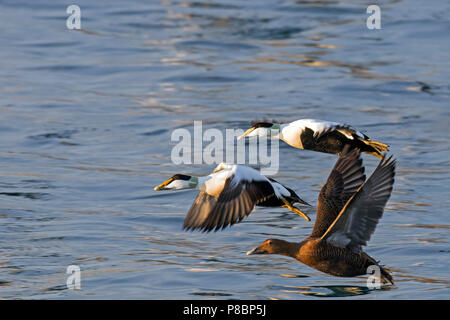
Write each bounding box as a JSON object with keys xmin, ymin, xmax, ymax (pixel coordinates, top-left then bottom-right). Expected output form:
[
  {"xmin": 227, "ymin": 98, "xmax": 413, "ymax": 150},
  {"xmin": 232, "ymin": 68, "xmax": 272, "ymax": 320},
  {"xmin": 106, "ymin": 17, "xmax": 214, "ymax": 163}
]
[
  {"xmin": 321, "ymin": 156, "xmax": 396, "ymax": 250},
  {"xmin": 312, "ymin": 122, "xmax": 356, "ymax": 140},
  {"xmin": 183, "ymin": 170, "xmax": 276, "ymax": 232},
  {"xmin": 311, "ymin": 146, "xmax": 366, "ymax": 237}
]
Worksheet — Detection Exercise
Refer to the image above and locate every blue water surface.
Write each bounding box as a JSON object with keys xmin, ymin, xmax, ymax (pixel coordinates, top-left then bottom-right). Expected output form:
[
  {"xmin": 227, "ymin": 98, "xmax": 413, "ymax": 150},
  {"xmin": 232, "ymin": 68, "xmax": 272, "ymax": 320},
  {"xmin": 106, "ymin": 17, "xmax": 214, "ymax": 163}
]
[{"xmin": 0, "ymin": 0, "xmax": 449, "ymax": 299}]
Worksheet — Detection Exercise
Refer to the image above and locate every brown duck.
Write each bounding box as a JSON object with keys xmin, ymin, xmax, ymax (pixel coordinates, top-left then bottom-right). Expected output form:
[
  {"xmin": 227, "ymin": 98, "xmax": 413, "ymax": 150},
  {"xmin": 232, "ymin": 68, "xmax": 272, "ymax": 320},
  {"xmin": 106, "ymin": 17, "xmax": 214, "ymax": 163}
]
[{"xmin": 247, "ymin": 147, "xmax": 395, "ymax": 284}]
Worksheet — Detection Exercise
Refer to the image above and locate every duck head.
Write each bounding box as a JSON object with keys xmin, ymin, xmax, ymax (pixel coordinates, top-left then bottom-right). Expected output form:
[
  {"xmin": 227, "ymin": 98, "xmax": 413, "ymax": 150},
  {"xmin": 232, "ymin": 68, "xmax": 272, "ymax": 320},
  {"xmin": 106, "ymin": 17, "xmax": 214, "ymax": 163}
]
[
  {"xmin": 247, "ymin": 239, "xmax": 291, "ymax": 255},
  {"xmin": 154, "ymin": 174, "xmax": 198, "ymax": 190},
  {"xmin": 238, "ymin": 122, "xmax": 280, "ymax": 140}
]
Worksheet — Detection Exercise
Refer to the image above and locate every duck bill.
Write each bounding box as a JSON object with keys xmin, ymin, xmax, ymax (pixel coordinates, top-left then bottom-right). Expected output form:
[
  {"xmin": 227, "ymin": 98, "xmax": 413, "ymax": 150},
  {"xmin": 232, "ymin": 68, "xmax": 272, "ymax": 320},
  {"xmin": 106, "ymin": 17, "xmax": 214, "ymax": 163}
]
[
  {"xmin": 282, "ymin": 199, "xmax": 311, "ymax": 221},
  {"xmin": 292, "ymin": 207, "xmax": 311, "ymax": 222},
  {"xmin": 154, "ymin": 178, "xmax": 174, "ymax": 191},
  {"xmin": 246, "ymin": 247, "xmax": 261, "ymax": 255},
  {"xmin": 238, "ymin": 127, "xmax": 255, "ymax": 140}
]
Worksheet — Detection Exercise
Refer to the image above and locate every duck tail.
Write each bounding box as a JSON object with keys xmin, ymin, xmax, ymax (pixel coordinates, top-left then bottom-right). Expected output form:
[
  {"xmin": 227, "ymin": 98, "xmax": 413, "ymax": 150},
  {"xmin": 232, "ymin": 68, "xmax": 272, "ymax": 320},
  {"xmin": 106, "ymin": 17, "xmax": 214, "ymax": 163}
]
[{"xmin": 361, "ymin": 139, "xmax": 389, "ymax": 159}]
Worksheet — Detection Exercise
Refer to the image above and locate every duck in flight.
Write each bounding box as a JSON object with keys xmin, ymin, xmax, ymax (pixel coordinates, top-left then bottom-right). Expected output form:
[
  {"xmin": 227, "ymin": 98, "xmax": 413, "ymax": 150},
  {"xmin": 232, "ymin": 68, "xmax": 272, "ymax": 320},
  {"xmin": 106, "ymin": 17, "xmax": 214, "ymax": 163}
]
[
  {"xmin": 247, "ymin": 147, "xmax": 395, "ymax": 284},
  {"xmin": 154, "ymin": 163, "xmax": 311, "ymax": 232},
  {"xmin": 238, "ymin": 119, "xmax": 389, "ymax": 159}
]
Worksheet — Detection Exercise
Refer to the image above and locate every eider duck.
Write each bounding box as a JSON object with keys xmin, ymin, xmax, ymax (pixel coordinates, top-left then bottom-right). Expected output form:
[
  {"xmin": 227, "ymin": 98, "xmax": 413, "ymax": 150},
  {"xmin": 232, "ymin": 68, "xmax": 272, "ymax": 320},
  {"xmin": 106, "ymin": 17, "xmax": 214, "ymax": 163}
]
[
  {"xmin": 247, "ymin": 147, "xmax": 395, "ymax": 284},
  {"xmin": 238, "ymin": 119, "xmax": 389, "ymax": 159},
  {"xmin": 154, "ymin": 163, "xmax": 311, "ymax": 232}
]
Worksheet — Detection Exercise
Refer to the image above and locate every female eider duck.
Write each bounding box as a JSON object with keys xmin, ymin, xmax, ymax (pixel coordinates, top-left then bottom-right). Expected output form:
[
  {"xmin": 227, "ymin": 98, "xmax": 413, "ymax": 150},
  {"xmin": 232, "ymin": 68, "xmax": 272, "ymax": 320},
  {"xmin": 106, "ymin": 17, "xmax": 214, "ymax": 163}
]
[
  {"xmin": 247, "ymin": 147, "xmax": 395, "ymax": 284},
  {"xmin": 238, "ymin": 119, "xmax": 389, "ymax": 159},
  {"xmin": 154, "ymin": 163, "xmax": 311, "ymax": 232}
]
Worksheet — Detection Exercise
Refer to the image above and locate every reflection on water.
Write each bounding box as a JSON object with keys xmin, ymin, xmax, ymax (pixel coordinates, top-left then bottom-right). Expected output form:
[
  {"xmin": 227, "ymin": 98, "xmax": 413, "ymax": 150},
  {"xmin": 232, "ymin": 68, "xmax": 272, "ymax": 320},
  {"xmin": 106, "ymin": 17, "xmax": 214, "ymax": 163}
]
[
  {"xmin": 279, "ymin": 285, "xmax": 373, "ymax": 298},
  {"xmin": 191, "ymin": 292, "xmax": 233, "ymax": 297},
  {"xmin": 0, "ymin": 0, "xmax": 449, "ymax": 299}
]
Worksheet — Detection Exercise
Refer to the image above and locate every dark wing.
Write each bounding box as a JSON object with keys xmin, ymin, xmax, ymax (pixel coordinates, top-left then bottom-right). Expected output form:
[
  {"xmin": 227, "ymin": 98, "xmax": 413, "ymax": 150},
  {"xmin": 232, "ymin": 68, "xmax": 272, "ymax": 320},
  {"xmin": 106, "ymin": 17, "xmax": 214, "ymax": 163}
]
[
  {"xmin": 310, "ymin": 146, "xmax": 366, "ymax": 237},
  {"xmin": 182, "ymin": 191, "xmax": 217, "ymax": 231},
  {"xmin": 183, "ymin": 176, "xmax": 275, "ymax": 232},
  {"xmin": 321, "ymin": 156, "xmax": 396, "ymax": 251}
]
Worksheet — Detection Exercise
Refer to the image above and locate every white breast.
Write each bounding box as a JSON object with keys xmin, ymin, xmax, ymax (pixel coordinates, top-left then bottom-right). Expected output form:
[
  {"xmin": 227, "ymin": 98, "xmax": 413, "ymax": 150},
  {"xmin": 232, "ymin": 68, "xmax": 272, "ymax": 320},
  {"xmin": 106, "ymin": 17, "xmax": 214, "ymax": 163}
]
[{"xmin": 280, "ymin": 124, "xmax": 304, "ymax": 148}]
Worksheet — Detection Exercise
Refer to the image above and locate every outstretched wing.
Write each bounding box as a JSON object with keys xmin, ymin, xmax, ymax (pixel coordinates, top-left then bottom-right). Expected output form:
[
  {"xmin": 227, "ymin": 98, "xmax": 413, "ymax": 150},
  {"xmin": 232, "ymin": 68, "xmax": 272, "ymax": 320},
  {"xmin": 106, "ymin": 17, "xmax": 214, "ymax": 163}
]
[
  {"xmin": 183, "ymin": 168, "xmax": 275, "ymax": 232},
  {"xmin": 311, "ymin": 146, "xmax": 366, "ymax": 237},
  {"xmin": 320, "ymin": 156, "xmax": 396, "ymax": 251}
]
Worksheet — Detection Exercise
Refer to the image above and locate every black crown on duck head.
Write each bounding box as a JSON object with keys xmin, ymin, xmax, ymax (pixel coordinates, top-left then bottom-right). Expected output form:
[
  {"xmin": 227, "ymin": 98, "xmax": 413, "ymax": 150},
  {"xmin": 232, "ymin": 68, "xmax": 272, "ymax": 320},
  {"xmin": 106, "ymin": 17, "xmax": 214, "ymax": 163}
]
[
  {"xmin": 171, "ymin": 174, "xmax": 191, "ymax": 181},
  {"xmin": 251, "ymin": 121, "xmax": 274, "ymax": 128}
]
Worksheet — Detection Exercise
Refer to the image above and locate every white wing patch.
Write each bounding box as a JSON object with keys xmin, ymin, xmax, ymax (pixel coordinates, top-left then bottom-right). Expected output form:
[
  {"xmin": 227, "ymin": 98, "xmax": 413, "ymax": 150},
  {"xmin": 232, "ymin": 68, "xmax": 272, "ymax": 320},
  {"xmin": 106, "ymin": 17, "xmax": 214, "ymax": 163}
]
[
  {"xmin": 289, "ymin": 119, "xmax": 341, "ymax": 137},
  {"xmin": 206, "ymin": 163, "xmax": 272, "ymax": 197},
  {"xmin": 232, "ymin": 165, "xmax": 269, "ymax": 183}
]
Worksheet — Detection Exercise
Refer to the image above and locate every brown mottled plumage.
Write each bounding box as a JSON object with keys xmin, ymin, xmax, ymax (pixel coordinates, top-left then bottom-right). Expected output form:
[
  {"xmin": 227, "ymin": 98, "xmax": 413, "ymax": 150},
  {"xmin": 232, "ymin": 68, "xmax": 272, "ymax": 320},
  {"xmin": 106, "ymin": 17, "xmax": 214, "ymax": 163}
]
[{"xmin": 248, "ymin": 147, "xmax": 395, "ymax": 284}]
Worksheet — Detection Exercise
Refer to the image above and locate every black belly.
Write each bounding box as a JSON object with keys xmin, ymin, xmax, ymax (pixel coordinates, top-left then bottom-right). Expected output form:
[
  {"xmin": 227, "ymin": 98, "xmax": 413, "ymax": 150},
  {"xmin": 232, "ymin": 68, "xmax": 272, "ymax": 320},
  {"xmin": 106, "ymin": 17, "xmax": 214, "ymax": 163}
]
[
  {"xmin": 300, "ymin": 129, "xmax": 347, "ymax": 155},
  {"xmin": 258, "ymin": 195, "xmax": 284, "ymax": 207},
  {"xmin": 300, "ymin": 128, "xmax": 377, "ymax": 156}
]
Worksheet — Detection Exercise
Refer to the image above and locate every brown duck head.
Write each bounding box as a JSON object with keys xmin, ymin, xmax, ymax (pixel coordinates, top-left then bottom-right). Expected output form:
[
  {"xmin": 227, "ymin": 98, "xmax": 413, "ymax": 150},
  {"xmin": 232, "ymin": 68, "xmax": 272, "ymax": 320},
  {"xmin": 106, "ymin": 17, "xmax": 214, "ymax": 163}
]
[{"xmin": 247, "ymin": 239, "xmax": 293, "ymax": 256}]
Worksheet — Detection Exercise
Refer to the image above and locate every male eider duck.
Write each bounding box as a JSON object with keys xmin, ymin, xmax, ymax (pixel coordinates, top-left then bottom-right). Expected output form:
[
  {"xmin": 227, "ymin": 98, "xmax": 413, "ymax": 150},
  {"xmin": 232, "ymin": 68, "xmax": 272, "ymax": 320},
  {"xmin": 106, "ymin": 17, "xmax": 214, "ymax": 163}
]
[
  {"xmin": 154, "ymin": 163, "xmax": 311, "ymax": 232},
  {"xmin": 247, "ymin": 147, "xmax": 395, "ymax": 284},
  {"xmin": 238, "ymin": 119, "xmax": 389, "ymax": 159}
]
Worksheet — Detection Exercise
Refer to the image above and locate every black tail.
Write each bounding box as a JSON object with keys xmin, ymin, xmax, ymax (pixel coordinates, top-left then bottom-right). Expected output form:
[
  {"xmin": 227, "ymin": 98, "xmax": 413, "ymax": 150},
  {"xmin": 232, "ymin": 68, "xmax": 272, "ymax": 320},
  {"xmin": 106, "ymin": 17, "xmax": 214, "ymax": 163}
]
[
  {"xmin": 358, "ymin": 139, "xmax": 389, "ymax": 159},
  {"xmin": 380, "ymin": 265, "xmax": 394, "ymax": 284}
]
